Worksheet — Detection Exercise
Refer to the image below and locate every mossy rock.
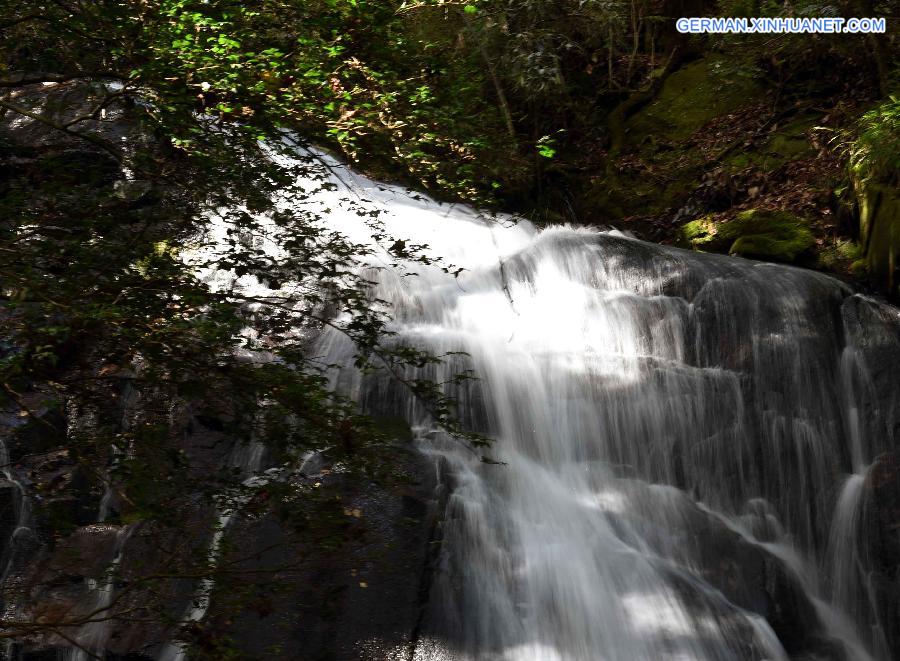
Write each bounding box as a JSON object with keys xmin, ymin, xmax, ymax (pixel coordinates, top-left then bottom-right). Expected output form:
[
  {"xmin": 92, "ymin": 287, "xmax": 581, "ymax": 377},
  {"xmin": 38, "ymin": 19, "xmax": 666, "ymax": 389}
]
[
  {"xmin": 817, "ymin": 239, "xmax": 863, "ymax": 272},
  {"xmin": 679, "ymin": 209, "xmax": 815, "ymax": 263},
  {"xmin": 579, "ymin": 160, "xmax": 703, "ymax": 221},
  {"xmin": 627, "ymin": 56, "xmax": 764, "ymax": 147}
]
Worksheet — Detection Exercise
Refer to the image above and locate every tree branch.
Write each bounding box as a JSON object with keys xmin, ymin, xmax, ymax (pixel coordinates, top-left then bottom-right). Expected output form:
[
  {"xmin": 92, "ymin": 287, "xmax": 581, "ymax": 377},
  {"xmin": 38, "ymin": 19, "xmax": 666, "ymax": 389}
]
[
  {"xmin": 0, "ymin": 99, "xmax": 124, "ymax": 163},
  {"xmin": 0, "ymin": 13, "xmax": 50, "ymax": 30},
  {"xmin": 0, "ymin": 72, "xmax": 125, "ymax": 88}
]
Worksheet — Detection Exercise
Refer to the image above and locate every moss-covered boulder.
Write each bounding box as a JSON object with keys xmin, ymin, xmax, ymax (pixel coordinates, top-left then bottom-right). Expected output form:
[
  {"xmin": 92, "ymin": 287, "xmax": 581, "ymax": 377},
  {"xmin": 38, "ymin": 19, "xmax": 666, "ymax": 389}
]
[
  {"xmin": 678, "ymin": 209, "xmax": 816, "ymax": 263},
  {"xmin": 582, "ymin": 56, "xmax": 765, "ymax": 222},
  {"xmin": 627, "ymin": 56, "xmax": 764, "ymax": 147}
]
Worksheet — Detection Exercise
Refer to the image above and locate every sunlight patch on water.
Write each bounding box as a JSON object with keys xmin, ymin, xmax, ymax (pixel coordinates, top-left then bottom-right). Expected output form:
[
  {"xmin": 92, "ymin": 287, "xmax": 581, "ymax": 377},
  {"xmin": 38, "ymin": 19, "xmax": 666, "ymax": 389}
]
[{"xmin": 621, "ymin": 591, "xmax": 694, "ymax": 637}]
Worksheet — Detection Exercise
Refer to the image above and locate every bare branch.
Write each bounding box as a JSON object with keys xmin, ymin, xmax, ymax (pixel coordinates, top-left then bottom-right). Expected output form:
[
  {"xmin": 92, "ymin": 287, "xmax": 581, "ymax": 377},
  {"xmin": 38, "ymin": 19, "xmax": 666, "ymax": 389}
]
[
  {"xmin": 0, "ymin": 72, "xmax": 125, "ymax": 88},
  {"xmin": 63, "ymin": 87, "xmax": 129, "ymax": 128},
  {"xmin": 0, "ymin": 99, "xmax": 124, "ymax": 163}
]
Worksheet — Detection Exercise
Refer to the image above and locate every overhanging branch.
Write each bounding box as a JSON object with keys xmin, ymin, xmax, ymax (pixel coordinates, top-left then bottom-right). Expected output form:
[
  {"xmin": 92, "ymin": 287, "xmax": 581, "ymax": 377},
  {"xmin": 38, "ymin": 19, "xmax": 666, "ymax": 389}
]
[{"xmin": 0, "ymin": 98, "xmax": 124, "ymax": 162}]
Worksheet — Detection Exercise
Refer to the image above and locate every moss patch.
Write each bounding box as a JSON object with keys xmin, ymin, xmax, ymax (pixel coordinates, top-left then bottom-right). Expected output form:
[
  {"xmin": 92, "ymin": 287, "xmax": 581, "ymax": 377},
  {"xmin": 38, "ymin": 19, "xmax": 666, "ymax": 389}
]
[
  {"xmin": 580, "ymin": 166, "xmax": 699, "ymax": 220},
  {"xmin": 627, "ymin": 56, "xmax": 764, "ymax": 147},
  {"xmin": 582, "ymin": 56, "xmax": 765, "ymax": 222},
  {"xmin": 817, "ymin": 238, "xmax": 863, "ymax": 272},
  {"xmin": 679, "ymin": 209, "xmax": 815, "ymax": 263},
  {"xmin": 726, "ymin": 114, "xmax": 817, "ymax": 171}
]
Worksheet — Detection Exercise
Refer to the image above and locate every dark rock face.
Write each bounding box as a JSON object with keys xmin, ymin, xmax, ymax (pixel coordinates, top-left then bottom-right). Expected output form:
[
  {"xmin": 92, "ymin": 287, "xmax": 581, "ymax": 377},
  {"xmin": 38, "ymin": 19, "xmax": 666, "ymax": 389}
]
[
  {"xmin": 1, "ymin": 82, "xmax": 129, "ymax": 147},
  {"xmin": 1, "ymin": 348, "xmax": 442, "ymax": 660},
  {"xmin": 843, "ymin": 296, "xmax": 900, "ymax": 653},
  {"xmin": 604, "ymin": 483, "xmax": 840, "ymax": 658},
  {"xmin": 0, "ymin": 480, "xmax": 18, "ymax": 548},
  {"xmin": 842, "ymin": 296, "xmax": 900, "ymax": 458},
  {"xmin": 868, "ymin": 452, "xmax": 900, "ymax": 655},
  {"xmin": 207, "ymin": 446, "xmax": 441, "ymax": 661}
]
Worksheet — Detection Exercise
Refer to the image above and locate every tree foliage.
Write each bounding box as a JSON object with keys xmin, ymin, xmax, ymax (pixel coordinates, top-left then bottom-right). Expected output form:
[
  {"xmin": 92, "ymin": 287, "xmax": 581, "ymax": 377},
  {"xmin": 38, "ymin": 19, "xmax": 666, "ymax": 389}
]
[
  {"xmin": 848, "ymin": 95, "xmax": 900, "ymax": 184},
  {"xmin": 0, "ymin": 0, "xmax": 501, "ymax": 653}
]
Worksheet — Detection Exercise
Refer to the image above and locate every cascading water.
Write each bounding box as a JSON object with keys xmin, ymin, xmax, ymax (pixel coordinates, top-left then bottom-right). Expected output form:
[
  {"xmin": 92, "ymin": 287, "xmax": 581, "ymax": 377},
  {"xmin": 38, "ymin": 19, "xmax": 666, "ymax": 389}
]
[
  {"xmin": 824, "ymin": 344, "xmax": 892, "ymax": 659},
  {"xmin": 0, "ymin": 434, "xmax": 35, "ymax": 660},
  {"xmin": 62, "ymin": 526, "xmax": 134, "ymax": 661},
  {"xmin": 9, "ymin": 144, "xmax": 895, "ymax": 660},
  {"xmin": 156, "ymin": 433, "xmax": 267, "ymax": 661},
  {"xmin": 291, "ymin": 148, "xmax": 900, "ymax": 661},
  {"xmin": 0, "ymin": 439, "xmax": 33, "ymax": 589}
]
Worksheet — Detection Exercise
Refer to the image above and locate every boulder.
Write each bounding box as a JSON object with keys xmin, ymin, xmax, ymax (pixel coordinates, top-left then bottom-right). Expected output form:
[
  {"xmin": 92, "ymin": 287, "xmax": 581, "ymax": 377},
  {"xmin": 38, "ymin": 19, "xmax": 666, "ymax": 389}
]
[{"xmin": 679, "ymin": 209, "xmax": 816, "ymax": 263}]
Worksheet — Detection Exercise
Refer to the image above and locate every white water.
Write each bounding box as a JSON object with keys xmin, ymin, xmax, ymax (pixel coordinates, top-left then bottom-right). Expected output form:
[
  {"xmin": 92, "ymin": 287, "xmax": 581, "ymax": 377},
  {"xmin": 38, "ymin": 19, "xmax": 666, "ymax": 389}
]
[
  {"xmin": 823, "ymin": 344, "xmax": 892, "ymax": 659},
  {"xmin": 63, "ymin": 526, "xmax": 134, "ymax": 661},
  {"xmin": 292, "ymin": 148, "xmax": 898, "ymax": 660},
  {"xmin": 0, "ymin": 438, "xmax": 33, "ymax": 590}
]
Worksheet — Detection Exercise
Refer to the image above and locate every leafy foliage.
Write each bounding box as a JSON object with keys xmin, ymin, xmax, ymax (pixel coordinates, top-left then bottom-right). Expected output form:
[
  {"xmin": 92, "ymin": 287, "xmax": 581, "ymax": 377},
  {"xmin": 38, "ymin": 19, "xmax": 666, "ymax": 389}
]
[
  {"xmin": 0, "ymin": 0, "xmax": 505, "ymax": 652},
  {"xmin": 848, "ymin": 95, "xmax": 900, "ymax": 185}
]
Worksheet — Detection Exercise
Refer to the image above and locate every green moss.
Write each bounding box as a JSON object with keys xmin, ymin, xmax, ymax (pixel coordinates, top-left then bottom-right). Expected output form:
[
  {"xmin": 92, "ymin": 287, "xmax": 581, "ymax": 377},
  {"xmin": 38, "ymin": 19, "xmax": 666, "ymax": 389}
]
[
  {"xmin": 725, "ymin": 114, "xmax": 817, "ymax": 171},
  {"xmin": 818, "ymin": 239, "xmax": 863, "ymax": 270},
  {"xmin": 581, "ymin": 160, "xmax": 702, "ymax": 220},
  {"xmin": 680, "ymin": 216, "xmax": 723, "ymax": 248},
  {"xmin": 850, "ymin": 259, "xmax": 869, "ymax": 276},
  {"xmin": 584, "ymin": 56, "xmax": 765, "ymax": 221},
  {"xmin": 679, "ymin": 209, "xmax": 815, "ymax": 263},
  {"xmin": 767, "ymin": 134, "xmax": 809, "ymax": 159},
  {"xmin": 730, "ymin": 233, "xmax": 810, "ymax": 260},
  {"xmin": 627, "ymin": 56, "xmax": 763, "ymax": 146}
]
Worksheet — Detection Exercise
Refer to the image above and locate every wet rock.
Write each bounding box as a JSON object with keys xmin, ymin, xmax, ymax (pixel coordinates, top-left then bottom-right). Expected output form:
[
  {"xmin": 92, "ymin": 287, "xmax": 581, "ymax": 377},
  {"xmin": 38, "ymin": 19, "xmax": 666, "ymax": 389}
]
[
  {"xmin": 31, "ymin": 524, "xmax": 123, "ymax": 583},
  {"xmin": 0, "ymin": 81, "xmax": 135, "ymax": 151},
  {"xmin": 624, "ymin": 484, "xmax": 835, "ymax": 657},
  {"xmin": 867, "ymin": 452, "xmax": 900, "ymax": 653},
  {"xmin": 841, "ymin": 295, "xmax": 900, "ymax": 458}
]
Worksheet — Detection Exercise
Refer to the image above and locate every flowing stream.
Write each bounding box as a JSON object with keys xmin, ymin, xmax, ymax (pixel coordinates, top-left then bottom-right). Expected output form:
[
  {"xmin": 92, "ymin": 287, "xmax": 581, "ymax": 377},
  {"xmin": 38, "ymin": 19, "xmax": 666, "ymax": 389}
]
[{"xmin": 295, "ymin": 148, "xmax": 899, "ymax": 661}]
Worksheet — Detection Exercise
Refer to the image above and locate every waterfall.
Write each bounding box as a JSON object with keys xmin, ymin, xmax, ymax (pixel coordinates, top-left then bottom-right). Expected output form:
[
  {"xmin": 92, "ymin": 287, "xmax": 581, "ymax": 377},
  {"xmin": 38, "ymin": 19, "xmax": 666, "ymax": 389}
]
[
  {"xmin": 290, "ymin": 147, "xmax": 899, "ymax": 661},
  {"xmin": 156, "ymin": 432, "xmax": 267, "ymax": 661},
  {"xmin": 823, "ymin": 344, "xmax": 892, "ymax": 658},
  {"xmin": 0, "ymin": 438, "xmax": 33, "ymax": 592},
  {"xmin": 62, "ymin": 526, "xmax": 134, "ymax": 661},
  {"xmin": 10, "ymin": 144, "xmax": 895, "ymax": 660},
  {"xmin": 0, "ymin": 426, "xmax": 36, "ymax": 661}
]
